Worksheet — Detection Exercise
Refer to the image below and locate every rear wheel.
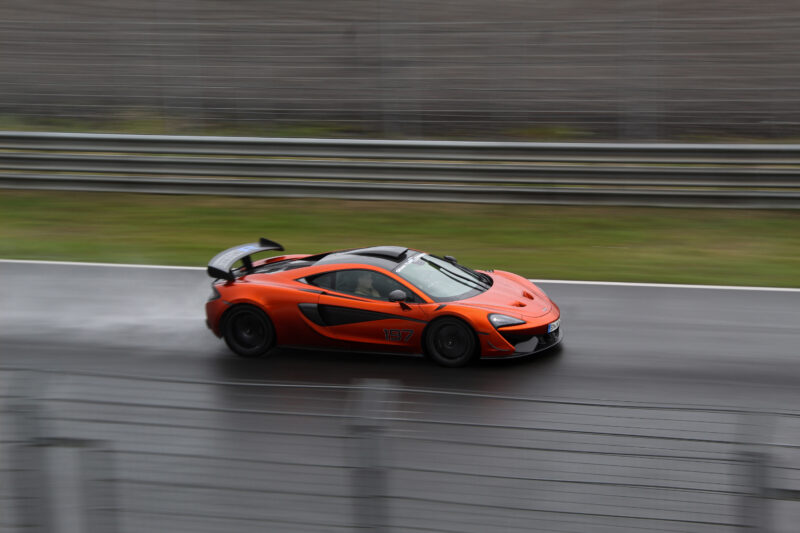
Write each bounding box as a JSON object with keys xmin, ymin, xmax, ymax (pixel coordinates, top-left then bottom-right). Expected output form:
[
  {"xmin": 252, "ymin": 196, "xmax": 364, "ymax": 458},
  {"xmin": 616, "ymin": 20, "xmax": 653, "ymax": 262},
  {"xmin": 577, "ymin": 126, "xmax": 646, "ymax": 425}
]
[
  {"xmin": 424, "ymin": 317, "xmax": 479, "ymax": 367},
  {"xmin": 222, "ymin": 305, "xmax": 275, "ymax": 358}
]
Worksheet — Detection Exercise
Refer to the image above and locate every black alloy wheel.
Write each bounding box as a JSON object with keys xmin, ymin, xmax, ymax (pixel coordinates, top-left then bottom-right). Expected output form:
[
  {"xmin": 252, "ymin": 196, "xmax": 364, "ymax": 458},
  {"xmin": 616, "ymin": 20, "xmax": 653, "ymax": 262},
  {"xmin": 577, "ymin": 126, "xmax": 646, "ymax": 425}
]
[
  {"xmin": 424, "ymin": 317, "xmax": 479, "ymax": 367},
  {"xmin": 222, "ymin": 305, "xmax": 275, "ymax": 358}
]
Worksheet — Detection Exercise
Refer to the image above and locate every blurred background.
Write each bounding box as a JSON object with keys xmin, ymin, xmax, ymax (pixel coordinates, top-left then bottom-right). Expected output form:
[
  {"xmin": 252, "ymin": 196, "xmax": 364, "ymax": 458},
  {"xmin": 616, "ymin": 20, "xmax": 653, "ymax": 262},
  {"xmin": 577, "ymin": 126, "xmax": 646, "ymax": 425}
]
[
  {"xmin": 2, "ymin": 0, "xmax": 800, "ymax": 140},
  {"xmin": 2, "ymin": 1, "xmax": 800, "ymax": 532}
]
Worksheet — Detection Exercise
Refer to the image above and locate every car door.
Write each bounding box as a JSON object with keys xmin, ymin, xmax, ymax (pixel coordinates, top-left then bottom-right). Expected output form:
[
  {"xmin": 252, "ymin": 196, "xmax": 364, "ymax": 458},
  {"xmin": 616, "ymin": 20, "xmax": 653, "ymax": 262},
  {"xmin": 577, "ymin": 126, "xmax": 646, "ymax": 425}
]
[{"xmin": 302, "ymin": 269, "xmax": 429, "ymax": 353}]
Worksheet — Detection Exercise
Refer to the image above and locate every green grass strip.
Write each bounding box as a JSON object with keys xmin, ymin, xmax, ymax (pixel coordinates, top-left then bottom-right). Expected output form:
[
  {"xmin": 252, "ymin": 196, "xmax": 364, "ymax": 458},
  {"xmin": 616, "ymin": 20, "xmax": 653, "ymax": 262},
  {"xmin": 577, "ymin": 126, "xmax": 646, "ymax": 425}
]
[{"xmin": 1, "ymin": 190, "xmax": 798, "ymax": 287}]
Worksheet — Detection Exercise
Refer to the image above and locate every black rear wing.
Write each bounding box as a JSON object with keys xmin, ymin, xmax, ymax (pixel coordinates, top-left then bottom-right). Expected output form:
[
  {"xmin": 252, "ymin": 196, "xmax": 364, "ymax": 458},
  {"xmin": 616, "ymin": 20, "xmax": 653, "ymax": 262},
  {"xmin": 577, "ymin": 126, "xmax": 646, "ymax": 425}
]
[{"xmin": 207, "ymin": 237, "xmax": 284, "ymax": 281}]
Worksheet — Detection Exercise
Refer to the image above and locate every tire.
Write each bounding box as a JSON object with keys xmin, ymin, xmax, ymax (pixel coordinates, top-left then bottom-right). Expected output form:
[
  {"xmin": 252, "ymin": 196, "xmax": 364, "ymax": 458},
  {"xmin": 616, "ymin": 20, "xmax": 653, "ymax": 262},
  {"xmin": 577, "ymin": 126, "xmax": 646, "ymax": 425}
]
[
  {"xmin": 424, "ymin": 317, "xmax": 479, "ymax": 367},
  {"xmin": 222, "ymin": 305, "xmax": 275, "ymax": 358}
]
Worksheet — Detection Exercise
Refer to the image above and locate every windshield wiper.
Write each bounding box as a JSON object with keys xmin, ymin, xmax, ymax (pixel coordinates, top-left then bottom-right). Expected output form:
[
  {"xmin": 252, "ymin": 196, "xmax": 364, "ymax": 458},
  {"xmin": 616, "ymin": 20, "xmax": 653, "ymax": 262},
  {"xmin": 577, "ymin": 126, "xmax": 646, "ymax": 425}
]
[
  {"xmin": 439, "ymin": 268, "xmax": 487, "ymax": 292},
  {"xmin": 458, "ymin": 263, "xmax": 492, "ymax": 286},
  {"xmin": 431, "ymin": 261, "xmax": 490, "ymax": 292},
  {"xmin": 445, "ymin": 261, "xmax": 492, "ymax": 289},
  {"xmin": 444, "ymin": 259, "xmax": 492, "ymax": 288}
]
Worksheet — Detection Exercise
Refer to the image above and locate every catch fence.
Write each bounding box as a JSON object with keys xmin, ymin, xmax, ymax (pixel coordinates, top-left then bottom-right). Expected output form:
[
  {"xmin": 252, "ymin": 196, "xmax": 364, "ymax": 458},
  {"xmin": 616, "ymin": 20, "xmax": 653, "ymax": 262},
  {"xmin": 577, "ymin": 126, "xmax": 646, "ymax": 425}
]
[
  {"xmin": 3, "ymin": 1, "xmax": 800, "ymax": 140},
  {"xmin": 2, "ymin": 368, "xmax": 799, "ymax": 532}
]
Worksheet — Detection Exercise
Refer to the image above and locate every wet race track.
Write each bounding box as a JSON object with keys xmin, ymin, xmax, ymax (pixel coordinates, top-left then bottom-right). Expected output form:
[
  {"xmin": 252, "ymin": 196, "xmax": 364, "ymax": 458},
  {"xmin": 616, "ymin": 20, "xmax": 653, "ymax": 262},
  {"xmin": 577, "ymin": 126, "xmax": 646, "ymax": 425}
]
[
  {"xmin": 2, "ymin": 260, "xmax": 800, "ymax": 532},
  {"xmin": 2, "ymin": 260, "xmax": 799, "ymax": 406}
]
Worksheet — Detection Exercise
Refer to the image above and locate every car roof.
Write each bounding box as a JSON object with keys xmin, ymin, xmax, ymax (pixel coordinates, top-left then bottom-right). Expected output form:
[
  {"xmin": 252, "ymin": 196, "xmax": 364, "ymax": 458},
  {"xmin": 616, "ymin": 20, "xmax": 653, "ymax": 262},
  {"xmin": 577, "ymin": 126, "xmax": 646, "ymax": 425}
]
[{"xmin": 314, "ymin": 246, "xmax": 419, "ymax": 271}]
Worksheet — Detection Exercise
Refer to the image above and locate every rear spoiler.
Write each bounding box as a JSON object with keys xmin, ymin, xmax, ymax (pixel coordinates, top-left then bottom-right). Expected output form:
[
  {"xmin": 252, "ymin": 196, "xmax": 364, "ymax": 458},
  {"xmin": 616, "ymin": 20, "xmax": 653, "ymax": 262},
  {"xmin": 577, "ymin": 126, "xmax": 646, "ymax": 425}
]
[{"xmin": 207, "ymin": 237, "xmax": 284, "ymax": 281}]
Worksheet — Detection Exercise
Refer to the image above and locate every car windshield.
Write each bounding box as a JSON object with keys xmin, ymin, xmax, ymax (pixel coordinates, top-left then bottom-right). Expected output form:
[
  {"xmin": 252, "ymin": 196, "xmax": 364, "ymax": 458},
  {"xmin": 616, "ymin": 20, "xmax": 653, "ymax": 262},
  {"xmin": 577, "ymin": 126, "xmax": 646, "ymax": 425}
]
[{"xmin": 393, "ymin": 254, "xmax": 491, "ymax": 302}]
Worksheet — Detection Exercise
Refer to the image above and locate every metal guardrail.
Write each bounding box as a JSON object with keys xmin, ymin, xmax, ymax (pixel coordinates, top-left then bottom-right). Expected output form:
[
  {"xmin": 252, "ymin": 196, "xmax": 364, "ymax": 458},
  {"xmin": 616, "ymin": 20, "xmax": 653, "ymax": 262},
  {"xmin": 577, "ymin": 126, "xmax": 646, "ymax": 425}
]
[
  {"xmin": 2, "ymin": 131, "xmax": 800, "ymax": 208},
  {"xmin": 3, "ymin": 368, "xmax": 800, "ymax": 533}
]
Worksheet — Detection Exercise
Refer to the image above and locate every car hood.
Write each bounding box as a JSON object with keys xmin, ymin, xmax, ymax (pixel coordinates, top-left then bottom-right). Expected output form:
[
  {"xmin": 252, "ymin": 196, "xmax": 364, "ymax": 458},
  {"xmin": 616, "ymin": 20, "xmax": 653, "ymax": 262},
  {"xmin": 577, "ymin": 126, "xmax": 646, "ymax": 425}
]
[{"xmin": 458, "ymin": 271, "xmax": 552, "ymax": 319}]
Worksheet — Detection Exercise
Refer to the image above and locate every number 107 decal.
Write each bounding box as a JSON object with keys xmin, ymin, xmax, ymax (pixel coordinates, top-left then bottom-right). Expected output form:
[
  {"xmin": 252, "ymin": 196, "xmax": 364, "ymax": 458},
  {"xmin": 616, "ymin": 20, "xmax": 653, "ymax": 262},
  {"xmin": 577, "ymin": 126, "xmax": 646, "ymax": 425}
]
[{"xmin": 383, "ymin": 329, "xmax": 414, "ymax": 342}]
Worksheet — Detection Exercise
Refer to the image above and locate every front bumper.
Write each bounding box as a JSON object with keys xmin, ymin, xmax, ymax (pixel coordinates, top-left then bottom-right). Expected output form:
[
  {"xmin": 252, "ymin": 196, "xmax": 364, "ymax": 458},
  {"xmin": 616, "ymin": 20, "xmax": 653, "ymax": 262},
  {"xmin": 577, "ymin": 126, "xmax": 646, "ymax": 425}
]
[
  {"xmin": 509, "ymin": 328, "xmax": 563, "ymax": 355},
  {"xmin": 483, "ymin": 327, "xmax": 563, "ymax": 359}
]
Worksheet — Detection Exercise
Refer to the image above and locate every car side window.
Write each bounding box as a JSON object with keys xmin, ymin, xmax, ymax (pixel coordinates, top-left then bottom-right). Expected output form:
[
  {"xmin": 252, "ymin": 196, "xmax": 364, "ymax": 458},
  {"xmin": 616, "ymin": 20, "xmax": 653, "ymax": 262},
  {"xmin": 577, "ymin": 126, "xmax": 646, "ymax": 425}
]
[
  {"xmin": 308, "ymin": 271, "xmax": 336, "ymax": 290},
  {"xmin": 308, "ymin": 269, "xmax": 419, "ymax": 302}
]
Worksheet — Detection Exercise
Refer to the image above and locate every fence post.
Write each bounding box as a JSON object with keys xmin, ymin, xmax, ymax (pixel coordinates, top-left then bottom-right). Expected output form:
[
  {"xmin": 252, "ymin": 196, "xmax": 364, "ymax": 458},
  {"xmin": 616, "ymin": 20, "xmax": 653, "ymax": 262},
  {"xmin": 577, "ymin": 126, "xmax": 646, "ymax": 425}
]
[
  {"xmin": 738, "ymin": 412, "xmax": 773, "ymax": 532},
  {"xmin": 8, "ymin": 372, "xmax": 118, "ymax": 533},
  {"xmin": 349, "ymin": 379, "xmax": 397, "ymax": 533},
  {"xmin": 9, "ymin": 371, "xmax": 51, "ymax": 532},
  {"xmin": 740, "ymin": 450, "xmax": 770, "ymax": 532}
]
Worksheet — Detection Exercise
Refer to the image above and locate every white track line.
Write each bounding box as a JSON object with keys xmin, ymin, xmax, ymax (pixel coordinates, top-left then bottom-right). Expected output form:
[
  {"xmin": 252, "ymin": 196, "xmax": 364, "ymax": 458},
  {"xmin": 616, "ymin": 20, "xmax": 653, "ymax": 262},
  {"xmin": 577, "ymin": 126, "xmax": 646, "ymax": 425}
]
[
  {"xmin": 530, "ymin": 278, "xmax": 800, "ymax": 292},
  {"xmin": 1, "ymin": 258, "xmax": 798, "ymax": 292}
]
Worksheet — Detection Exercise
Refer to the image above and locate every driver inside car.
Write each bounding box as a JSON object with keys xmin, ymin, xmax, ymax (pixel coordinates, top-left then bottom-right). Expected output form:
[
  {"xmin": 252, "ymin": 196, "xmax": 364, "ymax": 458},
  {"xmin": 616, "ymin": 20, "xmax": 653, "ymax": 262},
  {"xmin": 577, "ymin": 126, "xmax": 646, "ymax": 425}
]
[{"xmin": 353, "ymin": 271, "xmax": 381, "ymax": 298}]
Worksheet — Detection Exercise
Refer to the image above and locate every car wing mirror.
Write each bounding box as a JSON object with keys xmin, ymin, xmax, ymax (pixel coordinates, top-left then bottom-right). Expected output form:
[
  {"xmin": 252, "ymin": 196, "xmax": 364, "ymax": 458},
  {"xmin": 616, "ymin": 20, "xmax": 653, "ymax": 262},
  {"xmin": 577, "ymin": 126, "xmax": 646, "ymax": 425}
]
[
  {"xmin": 388, "ymin": 289, "xmax": 407, "ymax": 302},
  {"xmin": 444, "ymin": 255, "xmax": 458, "ymax": 264}
]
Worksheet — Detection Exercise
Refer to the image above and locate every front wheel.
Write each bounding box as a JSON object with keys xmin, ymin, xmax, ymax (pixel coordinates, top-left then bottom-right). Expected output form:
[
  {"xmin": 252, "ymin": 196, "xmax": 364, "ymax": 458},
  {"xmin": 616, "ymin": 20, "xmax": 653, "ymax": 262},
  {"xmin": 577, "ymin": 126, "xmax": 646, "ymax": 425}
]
[
  {"xmin": 424, "ymin": 317, "xmax": 479, "ymax": 367},
  {"xmin": 222, "ymin": 305, "xmax": 275, "ymax": 358}
]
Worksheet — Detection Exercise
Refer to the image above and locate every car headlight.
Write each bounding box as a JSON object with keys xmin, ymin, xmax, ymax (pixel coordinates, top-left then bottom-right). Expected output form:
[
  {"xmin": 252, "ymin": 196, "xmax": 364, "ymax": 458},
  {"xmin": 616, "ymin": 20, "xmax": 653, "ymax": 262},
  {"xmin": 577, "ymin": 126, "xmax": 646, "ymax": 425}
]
[{"xmin": 488, "ymin": 313, "xmax": 525, "ymax": 328}]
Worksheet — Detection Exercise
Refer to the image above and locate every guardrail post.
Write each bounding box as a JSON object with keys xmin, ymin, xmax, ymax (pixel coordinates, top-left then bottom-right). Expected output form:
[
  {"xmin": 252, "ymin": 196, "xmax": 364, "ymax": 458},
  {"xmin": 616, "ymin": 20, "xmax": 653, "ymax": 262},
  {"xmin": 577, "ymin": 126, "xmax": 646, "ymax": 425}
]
[{"xmin": 349, "ymin": 379, "xmax": 397, "ymax": 533}]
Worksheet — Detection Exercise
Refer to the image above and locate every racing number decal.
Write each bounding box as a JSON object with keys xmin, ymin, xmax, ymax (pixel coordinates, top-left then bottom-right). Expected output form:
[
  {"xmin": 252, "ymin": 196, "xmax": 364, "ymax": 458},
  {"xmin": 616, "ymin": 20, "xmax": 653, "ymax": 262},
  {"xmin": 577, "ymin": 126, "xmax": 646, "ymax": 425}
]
[{"xmin": 383, "ymin": 329, "xmax": 414, "ymax": 342}]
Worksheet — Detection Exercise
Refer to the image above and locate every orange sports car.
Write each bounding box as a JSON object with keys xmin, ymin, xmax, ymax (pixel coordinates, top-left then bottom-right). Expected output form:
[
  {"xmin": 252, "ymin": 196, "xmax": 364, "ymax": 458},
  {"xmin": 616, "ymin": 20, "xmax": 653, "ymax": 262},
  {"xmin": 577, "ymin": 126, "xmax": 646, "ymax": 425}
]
[{"xmin": 206, "ymin": 238, "xmax": 562, "ymax": 367}]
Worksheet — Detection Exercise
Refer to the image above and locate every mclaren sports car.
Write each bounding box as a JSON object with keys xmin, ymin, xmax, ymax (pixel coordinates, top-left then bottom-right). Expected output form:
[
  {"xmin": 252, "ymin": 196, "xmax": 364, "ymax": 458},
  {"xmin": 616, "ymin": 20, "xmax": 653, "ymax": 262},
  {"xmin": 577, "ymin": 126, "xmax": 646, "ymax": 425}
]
[{"xmin": 205, "ymin": 238, "xmax": 562, "ymax": 367}]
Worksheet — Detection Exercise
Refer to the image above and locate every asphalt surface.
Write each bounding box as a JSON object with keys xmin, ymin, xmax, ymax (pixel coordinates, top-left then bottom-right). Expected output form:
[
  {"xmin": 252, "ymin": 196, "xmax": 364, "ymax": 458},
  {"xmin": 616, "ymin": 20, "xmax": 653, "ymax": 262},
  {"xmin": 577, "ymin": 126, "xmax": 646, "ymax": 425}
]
[
  {"xmin": 1, "ymin": 260, "xmax": 799, "ymax": 409},
  {"xmin": 2, "ymin": 261, "xmax": 800, "ymax": 532}
]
